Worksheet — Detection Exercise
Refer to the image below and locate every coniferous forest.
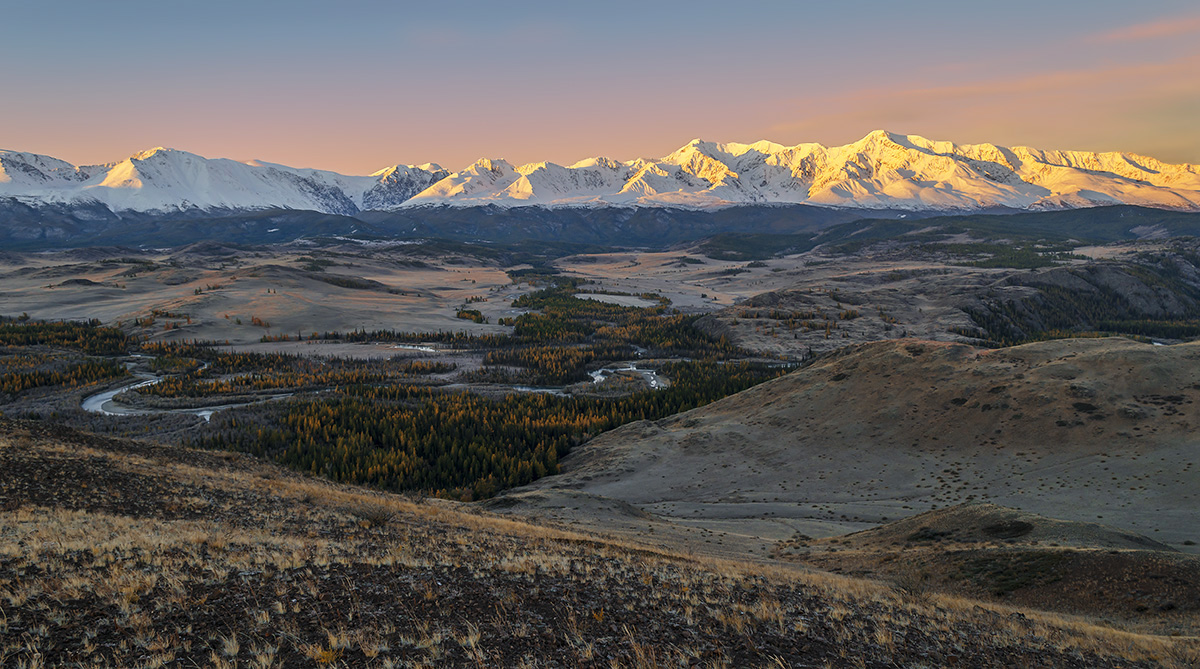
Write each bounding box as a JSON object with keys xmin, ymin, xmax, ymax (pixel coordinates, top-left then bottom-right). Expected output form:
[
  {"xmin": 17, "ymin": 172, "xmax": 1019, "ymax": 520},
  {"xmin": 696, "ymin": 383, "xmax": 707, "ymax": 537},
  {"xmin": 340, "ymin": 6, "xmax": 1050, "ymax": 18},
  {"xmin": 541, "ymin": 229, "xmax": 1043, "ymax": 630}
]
[
  {"xmin": 192, "ymin": 360, "xmax": 785, "ymax": 500},
  {"xmin": 8, "ymin": 254, "xmax": 1200, "ymax": 501},
  {"xmin": 0, "ymin": 283, "xmax": 790, "ymax": 499}
]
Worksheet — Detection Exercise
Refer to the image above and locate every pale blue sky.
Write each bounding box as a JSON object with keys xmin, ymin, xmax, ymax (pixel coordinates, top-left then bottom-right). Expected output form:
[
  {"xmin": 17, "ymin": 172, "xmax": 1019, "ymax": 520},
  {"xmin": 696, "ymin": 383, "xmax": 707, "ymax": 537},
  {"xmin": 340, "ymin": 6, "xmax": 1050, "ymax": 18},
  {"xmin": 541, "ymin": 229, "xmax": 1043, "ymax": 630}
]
[{"xmin": 2, "ymin": 1, "xmax": 1197, "ymax": 172}]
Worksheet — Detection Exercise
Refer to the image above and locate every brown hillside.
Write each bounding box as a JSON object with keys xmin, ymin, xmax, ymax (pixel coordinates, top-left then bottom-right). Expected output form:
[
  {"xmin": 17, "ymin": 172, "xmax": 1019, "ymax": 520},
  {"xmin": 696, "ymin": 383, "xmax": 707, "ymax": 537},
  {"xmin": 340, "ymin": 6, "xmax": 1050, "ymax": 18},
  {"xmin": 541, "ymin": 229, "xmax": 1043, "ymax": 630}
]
[
  {"xmin": 7, "ymin": 419, "xmax": 1197, "ymax": 667},
  {"xmin": 507, "ymin": 338, "xmax": 1200, "ymax": 552},
  {"xmin": 785, "ymin": 505, "xmax": 1200, "ymax": 636},
  {"xmin": 824, "ymin": 503, "xmax": 1176, "ymax": 552}
]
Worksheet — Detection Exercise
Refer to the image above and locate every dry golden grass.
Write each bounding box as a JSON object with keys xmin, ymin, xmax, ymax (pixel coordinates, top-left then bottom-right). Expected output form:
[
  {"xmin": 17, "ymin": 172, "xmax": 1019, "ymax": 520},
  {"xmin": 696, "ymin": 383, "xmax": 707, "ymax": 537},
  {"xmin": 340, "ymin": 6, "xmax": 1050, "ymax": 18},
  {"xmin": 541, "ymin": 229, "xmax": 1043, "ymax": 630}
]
[{"xmin": 1, "ymin": 419, "xmax": 1196, "ymax": 667}]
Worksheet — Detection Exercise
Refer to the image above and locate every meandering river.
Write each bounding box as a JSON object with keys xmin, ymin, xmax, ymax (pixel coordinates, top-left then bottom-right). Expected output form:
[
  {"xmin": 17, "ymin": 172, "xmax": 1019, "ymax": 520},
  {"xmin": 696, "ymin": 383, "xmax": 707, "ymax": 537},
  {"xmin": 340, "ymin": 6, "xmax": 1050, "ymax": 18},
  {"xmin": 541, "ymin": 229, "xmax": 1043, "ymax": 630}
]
[
  {"xmin": 82, "ymin": 356, "xmax": 668, "ymax": 421},
  {"xmin": 81, "ymin": 364, "xmax": 289, "ymax": 422}
]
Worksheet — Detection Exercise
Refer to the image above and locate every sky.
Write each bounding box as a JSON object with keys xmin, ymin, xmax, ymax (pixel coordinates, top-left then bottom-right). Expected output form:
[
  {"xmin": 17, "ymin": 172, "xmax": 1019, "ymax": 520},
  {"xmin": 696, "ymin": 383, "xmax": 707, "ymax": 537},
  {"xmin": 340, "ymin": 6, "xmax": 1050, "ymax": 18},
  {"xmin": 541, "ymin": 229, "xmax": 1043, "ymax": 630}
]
[{"xmin": 2, "ymin": 0, "xmax": 1198, "ymax": 174}]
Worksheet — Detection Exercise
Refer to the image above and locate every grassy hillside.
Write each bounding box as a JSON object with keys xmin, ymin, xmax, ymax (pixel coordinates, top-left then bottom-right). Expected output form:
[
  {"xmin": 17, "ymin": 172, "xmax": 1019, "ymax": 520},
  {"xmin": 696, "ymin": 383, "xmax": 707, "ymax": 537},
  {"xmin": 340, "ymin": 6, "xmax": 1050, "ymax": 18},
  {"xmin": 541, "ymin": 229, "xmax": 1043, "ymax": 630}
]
[
  {"xmin": 507, "ymin": 338, "xmax": 1200, "ymax": 557},
  {"xmin": 2, "ymin": 418, "xmax": 1195, "ymax": 667},
  {"xmin": 788, "ymin": 505, "xmax": 1200, "ymax": 636}
]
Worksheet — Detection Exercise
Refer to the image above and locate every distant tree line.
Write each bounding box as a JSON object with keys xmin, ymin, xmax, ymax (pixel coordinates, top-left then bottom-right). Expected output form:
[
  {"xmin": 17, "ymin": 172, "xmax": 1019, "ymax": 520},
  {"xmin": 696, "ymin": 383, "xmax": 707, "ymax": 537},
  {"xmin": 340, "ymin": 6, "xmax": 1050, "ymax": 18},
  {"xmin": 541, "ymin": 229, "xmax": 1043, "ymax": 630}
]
[
  {"xmin": 190, "ymin": 360, "xmax": 789, "ymax": 500},
  {"xmin": 0, "ymin": 318, "xmax": 134, "ymax": 355}
]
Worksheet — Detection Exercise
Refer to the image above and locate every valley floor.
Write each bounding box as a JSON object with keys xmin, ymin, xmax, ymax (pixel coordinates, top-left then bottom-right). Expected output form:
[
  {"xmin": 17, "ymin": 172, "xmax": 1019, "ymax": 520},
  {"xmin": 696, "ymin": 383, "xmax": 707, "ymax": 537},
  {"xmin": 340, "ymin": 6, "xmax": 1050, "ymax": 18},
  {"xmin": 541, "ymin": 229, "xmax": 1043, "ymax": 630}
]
[{"xmin": 4, "ymin": 235, "xmax": 1200, "ymax": 665}]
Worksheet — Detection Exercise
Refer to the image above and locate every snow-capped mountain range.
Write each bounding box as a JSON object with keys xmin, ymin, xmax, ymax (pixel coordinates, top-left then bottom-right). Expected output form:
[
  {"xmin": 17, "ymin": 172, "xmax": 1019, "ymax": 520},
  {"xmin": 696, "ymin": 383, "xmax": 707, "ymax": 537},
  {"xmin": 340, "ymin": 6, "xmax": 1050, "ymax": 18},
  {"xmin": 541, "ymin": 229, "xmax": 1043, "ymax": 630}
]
[{"xmin": 2, "ymin": 130, "xmax": 1199, "ymax": 215}]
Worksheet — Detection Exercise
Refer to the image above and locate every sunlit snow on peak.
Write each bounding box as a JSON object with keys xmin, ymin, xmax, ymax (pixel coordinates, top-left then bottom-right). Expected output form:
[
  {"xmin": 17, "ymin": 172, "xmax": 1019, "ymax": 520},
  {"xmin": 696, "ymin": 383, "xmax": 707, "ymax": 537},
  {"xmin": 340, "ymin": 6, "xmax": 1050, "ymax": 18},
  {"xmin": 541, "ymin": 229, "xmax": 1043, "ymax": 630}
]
[{"xmin": 2, "ymin": 131, "xmax": 1198, "ymax": 214}]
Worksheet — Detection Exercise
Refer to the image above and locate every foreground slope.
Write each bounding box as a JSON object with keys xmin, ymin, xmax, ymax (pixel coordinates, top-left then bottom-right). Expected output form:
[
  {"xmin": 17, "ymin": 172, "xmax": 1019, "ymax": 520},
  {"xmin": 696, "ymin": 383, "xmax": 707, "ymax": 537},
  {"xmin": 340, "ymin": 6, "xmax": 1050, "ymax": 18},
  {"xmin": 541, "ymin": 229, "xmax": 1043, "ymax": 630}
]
[
  {"xmin": 6, "ymin": 420, "xmax": 1194, "ymax": 667},
  {"xmin": 791, "ymin": 504, "xmax": 1200, "ymax": 636},
  {"xmin": 506, "ymin": 338, "xmax": 1200, "ymax": 550}
]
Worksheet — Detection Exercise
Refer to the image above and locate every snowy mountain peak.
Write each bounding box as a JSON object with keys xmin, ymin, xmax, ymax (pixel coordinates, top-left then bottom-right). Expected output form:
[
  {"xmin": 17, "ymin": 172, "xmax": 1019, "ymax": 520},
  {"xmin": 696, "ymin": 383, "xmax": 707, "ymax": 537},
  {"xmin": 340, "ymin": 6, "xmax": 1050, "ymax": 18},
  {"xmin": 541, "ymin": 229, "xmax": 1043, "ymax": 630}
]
[
  {"xmin": 569, "ymin": 156, "xmax": 623, "ymax": 171},
  {"xmin": 361, "ymin": 163, "xmax": 450, "ymax": 211},
  {"xmin": 0, "ymin": 150, "xmax": 87, "ymax": 187},
  {"xmin": 370, "ymin": 163, "xmax": 445, "ymax": 179},
  {"xmin": 740, "ymin": 140, "xmax": 789, "ymax": 155},
  {"xmin": 130, "ymin": 147, "xmax": 176, "ymax": 161},
  {"xmin": 467, "ymin": 158, "xmax": 513, "ymax": 173},
  {"xmin": 864, "ymin": 128, "xmax": 909, "ymax": 143},
  {"xmin": 2, "ymin": 131, "xmax": 1198, "ymax": 214}
]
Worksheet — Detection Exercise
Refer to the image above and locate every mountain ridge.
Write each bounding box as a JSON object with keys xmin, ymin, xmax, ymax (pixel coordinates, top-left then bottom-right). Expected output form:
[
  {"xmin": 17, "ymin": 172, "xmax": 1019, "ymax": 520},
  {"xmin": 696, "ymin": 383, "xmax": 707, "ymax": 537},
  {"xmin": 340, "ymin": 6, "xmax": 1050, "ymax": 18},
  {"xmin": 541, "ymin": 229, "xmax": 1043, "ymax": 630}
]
[{"xmin": 2, "ymin": 130, "xmax": 1198, "ymax": 216}]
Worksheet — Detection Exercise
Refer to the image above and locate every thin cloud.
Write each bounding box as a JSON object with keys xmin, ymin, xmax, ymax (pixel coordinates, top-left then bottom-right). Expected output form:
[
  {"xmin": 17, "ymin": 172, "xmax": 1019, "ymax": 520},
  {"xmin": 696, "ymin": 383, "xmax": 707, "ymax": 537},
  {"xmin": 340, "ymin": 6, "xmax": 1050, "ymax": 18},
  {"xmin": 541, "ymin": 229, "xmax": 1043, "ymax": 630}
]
[
  {"xmin": 771, "ymin": 56, "xmax": 1198, "ymax": 131},
  {"xmin": 1089, "ymin": 14, "xmax": 1200, "ymax": 43},
  {"xmin": 845, "ymin": 56, "xmax": 1194, "ymax": 106},
  {"xmin": 765, "ymin": 54, "xmax": 1200, "ymax": 162}
]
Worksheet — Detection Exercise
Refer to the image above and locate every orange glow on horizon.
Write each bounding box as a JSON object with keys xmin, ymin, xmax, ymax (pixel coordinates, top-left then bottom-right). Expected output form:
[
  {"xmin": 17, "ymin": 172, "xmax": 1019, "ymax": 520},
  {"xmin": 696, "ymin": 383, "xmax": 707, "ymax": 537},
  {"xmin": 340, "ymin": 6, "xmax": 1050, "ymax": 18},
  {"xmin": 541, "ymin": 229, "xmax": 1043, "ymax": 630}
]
[{"xmin": 3, "ymin": 4, "xmax": 1197, "ymax": 173}]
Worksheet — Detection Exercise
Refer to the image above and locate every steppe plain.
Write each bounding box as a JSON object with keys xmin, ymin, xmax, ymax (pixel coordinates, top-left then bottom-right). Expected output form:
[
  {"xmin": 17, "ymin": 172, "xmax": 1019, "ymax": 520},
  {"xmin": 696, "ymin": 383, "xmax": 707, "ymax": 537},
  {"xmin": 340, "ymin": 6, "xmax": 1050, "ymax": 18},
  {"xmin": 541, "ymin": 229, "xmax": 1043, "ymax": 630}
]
[
  {"xmin": 2, "ymin": 240, "xmax": 1196, "ymax": 548},
  {"xmin": 2, "ymin": 235, "xmax": 1199, "ymax": 663}
]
